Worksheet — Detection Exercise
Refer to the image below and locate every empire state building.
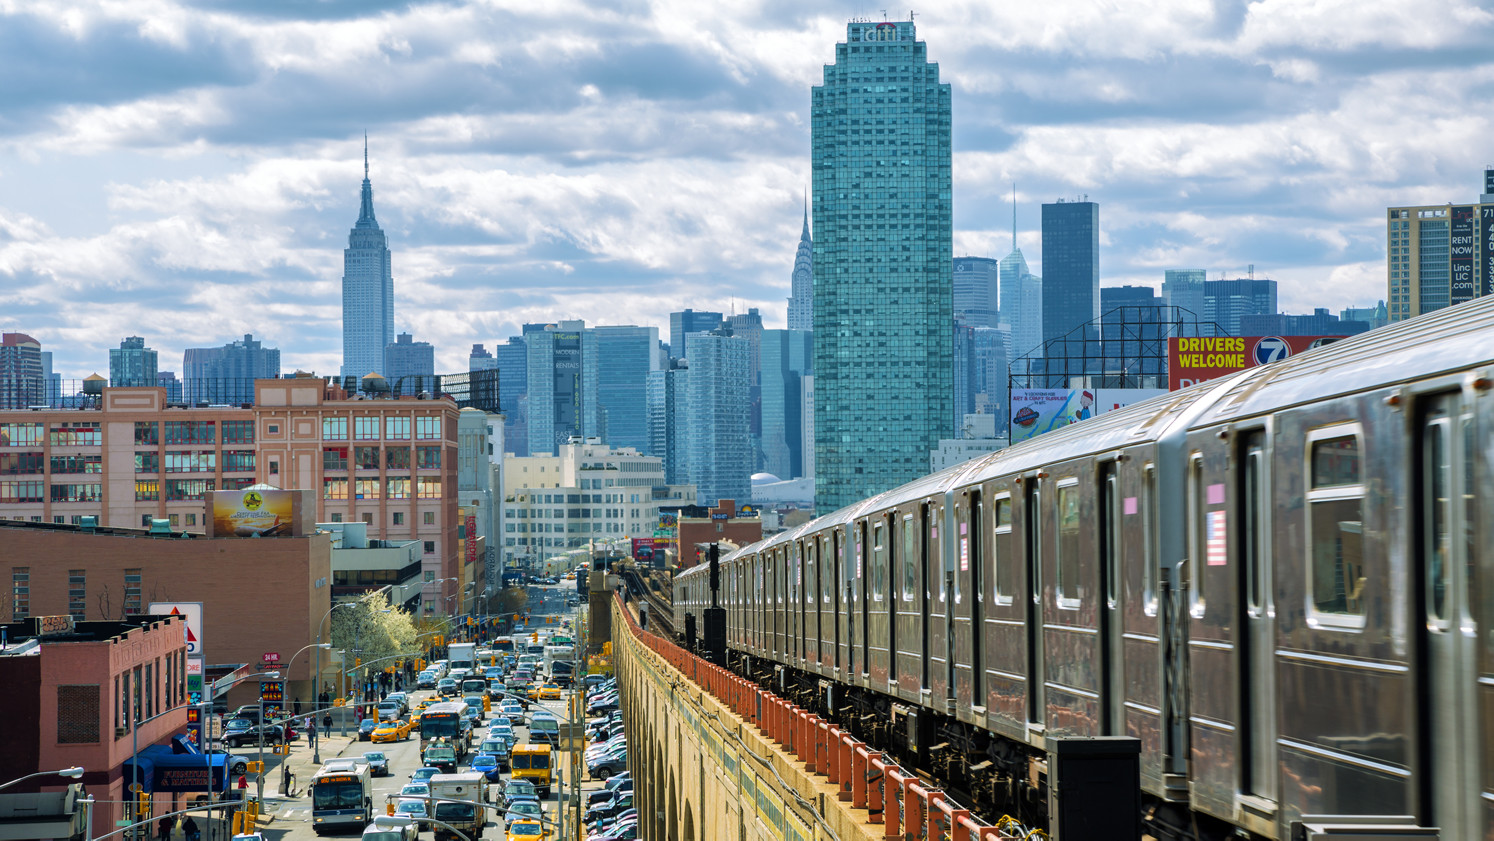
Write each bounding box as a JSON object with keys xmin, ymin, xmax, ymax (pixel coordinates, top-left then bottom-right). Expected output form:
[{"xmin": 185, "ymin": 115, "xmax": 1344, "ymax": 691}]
[{"xmin": 341, "ymin": 138, "xmax": 395, "ymax": 379}]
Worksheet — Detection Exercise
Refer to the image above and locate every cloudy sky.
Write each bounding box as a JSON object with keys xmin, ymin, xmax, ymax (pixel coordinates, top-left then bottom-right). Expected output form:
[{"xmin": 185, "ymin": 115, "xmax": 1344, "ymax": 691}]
[{"xmin": 3, "ymin": 0, "xmax": 1492, "ymax": 379}]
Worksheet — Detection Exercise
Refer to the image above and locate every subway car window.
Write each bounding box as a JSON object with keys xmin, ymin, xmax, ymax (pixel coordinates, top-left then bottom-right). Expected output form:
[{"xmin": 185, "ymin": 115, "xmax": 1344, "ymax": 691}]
[
  {"xmin": 1056, "ymin": 480, "xmax": 1081, "ymax": 608},
  {"xmin": 1143, "ymin": 464, "xmax": 1158, "ymax": 616},
  {"xmin": 1424, "ymin": 416, "xmax": 1450, "ymax": 626},
  {"xmin": 993, "ymin": 495, "xmax": 1014, "ymax": 604},
  {"xmin": 1188, "ymin": 454, "xmax": 1206, "ymax": 614},
  {"xmin": 902, "ymin": 513, "xmax": 918, "ymax": 601},
  {"xmin": 1307, "ymin": 430, "xmax": 1366, "ymax": 621},
  {"xmin": 872, "ymin": 521, "xmax": 887, "ymax": 601}
]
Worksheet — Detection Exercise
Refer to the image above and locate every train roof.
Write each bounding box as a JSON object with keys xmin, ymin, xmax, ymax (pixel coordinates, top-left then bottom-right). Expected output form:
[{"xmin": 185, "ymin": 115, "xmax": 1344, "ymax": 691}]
[{"xmin": 1191, "ymin": 294, "xmax": 1494, "ymax": 426}]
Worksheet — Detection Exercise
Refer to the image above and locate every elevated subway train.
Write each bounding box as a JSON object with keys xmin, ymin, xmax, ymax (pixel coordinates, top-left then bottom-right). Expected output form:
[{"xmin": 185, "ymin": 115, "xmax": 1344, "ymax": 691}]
[{"xmin": 675, "ymin": 296, "xmax": 1494, "ymax": 841}]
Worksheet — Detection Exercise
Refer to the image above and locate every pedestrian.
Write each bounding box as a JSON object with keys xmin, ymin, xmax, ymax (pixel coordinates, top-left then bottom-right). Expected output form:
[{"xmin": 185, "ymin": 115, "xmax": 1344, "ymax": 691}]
[
  {"xmin": 319, "ymin": 689, "xmax": 330, "ymax": 706},
  {"xmin": 293, "ymin": 697, "xmax": 302, "ymax": 716},
  {"xmin": 322, "ymin": 712, "xmax": 333, "ymax": 731},
  {"xmin": 181, "ymin": 816, "xmax": 199, "ymax": 841},
  {"xmin": 157, "ymin": 814, "xmax": 173, "ymax": 841},
  {"xmin": 238, "ymin": 773, "xmax": 248, "ymax": 792}
]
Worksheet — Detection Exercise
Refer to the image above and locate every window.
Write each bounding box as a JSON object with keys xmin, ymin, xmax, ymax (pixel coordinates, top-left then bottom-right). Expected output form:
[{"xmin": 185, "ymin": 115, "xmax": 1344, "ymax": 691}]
[
  {"xmin": 222, "ymin": 477, "xmax": 254, "ymax": 491},
  {"xmin": 323, "ymin": 447, "xmax": 348, "ymax": 471},
  {"xmin": 417, "ymin": 477, "xmax": 441, "ymax": 498},
  {"xmin": 0, "ymin": 480, "xmax": 43, "ymax": 502},
  {"xmin": 416, "ymin": 447, "xmax": 441, "ymax": 468},
  {"xmin": 50, "ymin": 454, "xmax": 102, "ymax": 474},
  {"xmin": 385, "ymin": 417, "xmax": 410, "ymax": 440},
  {"xmin": 901, "ymin": 513, "xmax": 918, "ymax": 601},
  {"xmin": 361, "ymin": 513, "xmax": 373, "ymax": 525},
  {"xmin": 355, "ymin": 417, "xmax": 380, "ymax": 440},
  {"xmin": 223, "ymin": 451, "xmax": 255, "ymax": 472},
  {"xmin": 124, "ymin": 569, "xmax": 141, "ymax": 615},
  {"xmin": 0, "ymin": 452, "xmax": 43, "ymax": 474},
  {"xmin": 354, "ymin": 447, "xmax": 381, "ymax": 470},
  {"xmin": 163, "ymin": 421, "xmax": 214, "ymax": 445},
  {"xmin": 51, "ymin": 483, "xmax": 103, "ymax": 502},
  {"xmin": 424, "ymin": 541, "xmax": 436, "ymax": 554},
  {"xmin": 393, "ymin": 512, "xmax": 404, "ymax": 525},
  {"xmin": 221, "ymin": 420, "xmax": 254, "ymax": 444},
  {"xmin": 424, "ymin": 511, "xmax": 435, "ymax": 525},
  {"xmin": 12, "ymin": 567, "xmax": 29, "ymax": 619},
  {"xmin": 330, "ymin": 512, "xmax": 343, "ymax": 522},
  {"xmin": 0, "ymin": 423, "xmax": 44, "ymax": 446},
  {"xmin": 424, "ymin": 570, "xmax": 436, "ymax": 582},
  {"xmin": 50, "ymin": 422, "xmax": 101, "ymax": 446},
  {"xmin": 387, "ymin": 477, "xmax": 410, "ymax": 499},
  {"xmin": 322, "ymin": 418, "xmax": 348, "ymax": 441},
  {"xmin": 163, "ymin": 451, "xmax": 216, "ymax": 473},
  {"xmin": 1307, "ymin": 429, "xmax": 1366, "ymax": 623},
  {"xmin": 165, "ymin": 479, "xmax": 214, "ymax": 501},
  {"xmin": 324, "ymin": 478, "xmax": 348, "ymax": 500},
  {"xmin": 1056, "ymin": 481, "xmax": 1082, "ymax": 608},
  {"xmin": 871, "ymin": 520, "xmax": 887, "ymax": 601},
  {"xmin": 386, "ymin": 447, "xmax": 411, "ymax": 469},
  {"xmin": 135, "ymin": 480, "xmax": 159, "ymax": 501},
  {"xmin": 267, "ymin": 424, "xmax": 279, "ymax": 434},
  {"xmin": 991, "ymin": 495, "xmax": 1014, "ymax": 604},
  {"xmin": 354, "ymin": 479, "xmax": 381, "ymax": 500},
  {"xmin": 68, "ymin": 569, "xmax": 86, "ymax": 619},
  {"xmin": 134, "ymin": 451, "xmax": 159, "ymax": 473},
  {"xmin": 416, "ymin": 416, "xmax": 441, "ymax": 440}
]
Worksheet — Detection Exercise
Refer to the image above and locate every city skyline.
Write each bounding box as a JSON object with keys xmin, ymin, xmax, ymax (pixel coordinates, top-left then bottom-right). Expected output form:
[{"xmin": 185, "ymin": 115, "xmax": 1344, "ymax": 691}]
[{"xmin": 2, "ymin": 2, "xmax": 1492, "ymax": 379}]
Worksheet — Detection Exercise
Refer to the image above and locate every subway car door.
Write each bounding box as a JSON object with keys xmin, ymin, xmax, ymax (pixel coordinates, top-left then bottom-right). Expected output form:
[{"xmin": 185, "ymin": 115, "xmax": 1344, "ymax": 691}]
[
  {"xmin": 1099, "ymin": 462, "xmax": 1124, "ymax": 735},
  {"xmin": 1025, "ymin": 476, "xmax": 1046, "ymax": 728},
  {"xmin": 1238, "ymin": 431, "xmax": 1277, "ymax": 803},
  {"xmin": 1417, "ymin": 393, "xmax": 1481, "ymax": 840}
]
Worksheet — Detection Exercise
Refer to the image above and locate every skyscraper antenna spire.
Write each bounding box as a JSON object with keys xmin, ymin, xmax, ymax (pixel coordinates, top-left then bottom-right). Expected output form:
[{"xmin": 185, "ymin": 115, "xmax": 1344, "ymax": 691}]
[{"xmin": 364, "ymin": 132, "xmax": 369, "ymax": 180}]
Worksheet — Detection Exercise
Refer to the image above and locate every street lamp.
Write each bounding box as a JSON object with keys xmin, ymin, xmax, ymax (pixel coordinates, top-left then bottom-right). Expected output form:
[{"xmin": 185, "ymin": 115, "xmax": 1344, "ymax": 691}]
[
  {"xmin": 280, "ymin": 643, "xmax": 330, "ymax": 763},
  {"xmin": 0, "ymin": 767, "xmax": 84, "ymax": 791}
]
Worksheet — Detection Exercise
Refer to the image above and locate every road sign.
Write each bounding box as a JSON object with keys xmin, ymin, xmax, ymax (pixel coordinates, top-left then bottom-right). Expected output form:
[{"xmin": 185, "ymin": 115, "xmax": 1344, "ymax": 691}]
[{"xmin": 262, "ymin": 652, "xmax": 280, "ymax": 663}]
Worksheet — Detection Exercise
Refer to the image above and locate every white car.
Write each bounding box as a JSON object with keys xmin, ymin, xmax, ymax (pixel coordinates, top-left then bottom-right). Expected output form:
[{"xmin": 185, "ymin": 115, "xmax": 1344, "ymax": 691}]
[{"xmin": 362, "ymin": 821, "xmax": 417, "ymax": 841}]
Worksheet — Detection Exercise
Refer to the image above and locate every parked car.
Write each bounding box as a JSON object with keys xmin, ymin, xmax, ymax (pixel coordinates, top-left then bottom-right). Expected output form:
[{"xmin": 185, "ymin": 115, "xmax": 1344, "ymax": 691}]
[
  {"xmin": 222, "ymin": 719, "xmax": 284, "ymax": 748},
  {"xmin": 587, "ymin": 751, "xmax": 627, "ymax": 781}
]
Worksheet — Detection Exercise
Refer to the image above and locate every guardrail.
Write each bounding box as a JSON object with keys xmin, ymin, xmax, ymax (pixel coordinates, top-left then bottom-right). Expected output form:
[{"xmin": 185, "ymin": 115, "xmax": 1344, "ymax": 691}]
[{"xmin": 612, "ymin": 591, "xmax": 1037, "ymax": 841}]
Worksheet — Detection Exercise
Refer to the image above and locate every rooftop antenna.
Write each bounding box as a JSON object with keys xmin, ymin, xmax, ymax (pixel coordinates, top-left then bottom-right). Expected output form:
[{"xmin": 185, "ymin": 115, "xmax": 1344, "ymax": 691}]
[{"xmin": 363, "ymin": 132, "xmax": 369, "ymax": 179}]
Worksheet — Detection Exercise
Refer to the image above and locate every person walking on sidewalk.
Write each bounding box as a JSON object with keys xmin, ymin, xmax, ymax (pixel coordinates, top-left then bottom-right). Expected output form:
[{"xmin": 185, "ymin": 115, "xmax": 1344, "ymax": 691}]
[
  {"xmin": 157, "ymin": 815, "xmax": 173, "ymax": 841},
  {"xmin": 181, "ymin": 816, "xmax": 199, "ymax": 841}
]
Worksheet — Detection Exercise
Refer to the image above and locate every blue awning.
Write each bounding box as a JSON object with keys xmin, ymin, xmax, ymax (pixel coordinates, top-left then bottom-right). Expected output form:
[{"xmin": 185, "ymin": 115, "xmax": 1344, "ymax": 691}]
[{"xmin": 119, "ymin": 737, "xmax": 228, "ymax": 793}]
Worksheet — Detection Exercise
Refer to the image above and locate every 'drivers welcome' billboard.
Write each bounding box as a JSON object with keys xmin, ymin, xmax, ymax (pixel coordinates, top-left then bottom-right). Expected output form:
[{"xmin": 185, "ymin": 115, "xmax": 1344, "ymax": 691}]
[{"xmin": 1168, "ymin": 336, "xmax": 1346, "ymax": 390}]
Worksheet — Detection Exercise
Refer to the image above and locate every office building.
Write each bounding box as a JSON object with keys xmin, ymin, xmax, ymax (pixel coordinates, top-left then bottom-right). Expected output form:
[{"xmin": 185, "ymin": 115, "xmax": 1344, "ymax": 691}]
[
  {"xmin": 341, "ymin": 140, "xmax": 395, "ymax": 379},
  {"xmin": 182, "ymin": 333, "xmax": 280, "ymax": 405},
  {"xmin": 1163, "ymin": 269, "xmax": 1207, "ymax": 317},
  {"xmin": 647, "ymin": 361, "xmax": 691, "ymax": 486},
  {"xmin": 1341, "ymin": 302, "xmax": 1390, "ymax": 330},
  {"xmin": 594, "ymin": 326, "xmax": 661, "ymax": 455},
  {"xmin": 502, "ymin": 438, "xmax": 667, "ymax": 568},
  {"xmin": 953, "ymin": 256, "xmax": 1000, "ymax": 328},
  {"xmin": 457, "ymin": 408, "xmax": 502, "ymax": 598},
  {"xmin": 669, "ymin": 309, "xmax": 723, "ymax": 360},
  {"xmin": 1041, "ymin": 199, "xmax": 1100, "ymax": 347},
  {"xmin": 1100, "ymin": 286, "xmax": 1169, "ymax": 385},
  {"xmin": 0, "ymin": 332, "xmax": 45, "ymax": 410},
  {"xmin": 1387, "ymin": 168, "xmax": 1494, "ymax": 322},
  {"xmin": 787, "ymin": 205, "xmax": 814, "ymax": 331},
  {"xmin": 1204, "ymin": 277, "xmax": 1277, "ymax": 336},
  {"xmin": 108, "ymin": 336, "xmax": 157, "ymax": 388},
  {"xmin": 685, "ymin": 330, "xmax": 751, "ymax": 507},
  {"xmin": 156, "ymin": 371, "xmax": 183, "ymax": 403},
  {"xmin": 0, "ymin": 378, "xmax": 461, "ymax": 616},
  {"xmin": 1000, "ymin": 249, "xmax": 1043, "ymax": 361},
  {"xmin": 526, "ymin": 323, "xmax": 599, "ymax": 455},
  {"xmin": 1240, "ymin": 308, "xmax": 1370, "ymax": 337},
  {"xmin": 383, "ymin": 331, "xmax": 435, "ymax": 392},
  {"xmin": 811, "ymin": 18, "xmax": 953, "ymax": 511},
  {"xmin": 760, "ymin": 329, "xmax": 812, "ymax": 480},
  {"xmin": 970, "ymin": 325, "xmax": 1009, "ymax": 427}
]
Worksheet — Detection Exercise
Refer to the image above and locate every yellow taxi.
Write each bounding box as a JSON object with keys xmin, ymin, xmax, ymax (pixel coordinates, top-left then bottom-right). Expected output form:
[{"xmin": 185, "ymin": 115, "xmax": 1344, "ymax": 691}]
[
  {"xmin": 408, "ymin": 711, "xmax": 422, "ymax": 728},
  {"xmin": 416, "ymin": 698, "xmax": 434, "ymax": 712},
  {"xmin": 371, "ymin": 718, "xmax": 411, "ymax": 743},
  {"xmin": 526, "ymin": 684, "xmax": 544, "ymax": 701},
  {"xmin": 506, "ymin": 818, "xmax": 547, "ymax": 840},
  {"xmin": 538, "ymin": 684, "xmax": 562, "ymax": 700}
]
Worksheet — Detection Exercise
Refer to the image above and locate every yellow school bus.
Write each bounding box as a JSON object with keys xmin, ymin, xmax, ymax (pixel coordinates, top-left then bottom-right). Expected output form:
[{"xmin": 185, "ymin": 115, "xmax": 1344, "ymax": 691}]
[{"xmin": 509, "ymin": 743, "xmax": 553, "ymax": 798}]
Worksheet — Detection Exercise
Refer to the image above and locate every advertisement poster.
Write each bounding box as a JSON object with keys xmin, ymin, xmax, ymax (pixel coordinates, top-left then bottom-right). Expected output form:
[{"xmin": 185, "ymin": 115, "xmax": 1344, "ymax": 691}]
[
  {"xmin": 209, "ymin": 488, "xmax": 296, "ymax": 537},
  {"xmin": 1451, "ymin": 206, "xmax": 1477, "ymax": 305},
  {"xmin": 1168, "ymin": 335, "xmax": 1347, "ymax": 390},
  {"xmin": 1010, "ymin": 388, "xmax": 1170, "ymax": 442},
  {"xmin": 148, "ymin": 602, "xmax": 203, "ymax": 657}
]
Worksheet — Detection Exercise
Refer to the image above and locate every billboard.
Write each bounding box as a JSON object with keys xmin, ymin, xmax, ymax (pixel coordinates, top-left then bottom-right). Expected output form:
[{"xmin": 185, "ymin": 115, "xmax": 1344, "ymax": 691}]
[
  {"xmin": 1451, "ymin": 206, "xmax": 1477, "ymax": 305},
  {"xmin": 1168, "ymin": 335, "xmax": 1346, "ymax": 390},
  {"xmin": 1482, "ymin": 205, "xmax": 1494, "ymax": 296},
  {"xmin": 1009, "ymin": 388, "xmax": 1168, "ymax": 442},
  {"xmin": 631, "ymin": 537, "xmax": 671, "ymax": 566},
  {"xmin": 207, "ymin": 488, "xmax": 297, "ymax": 537},
  {"xmin": 148, "ymin": 602, "xmax": 203, "ymax": 657}
]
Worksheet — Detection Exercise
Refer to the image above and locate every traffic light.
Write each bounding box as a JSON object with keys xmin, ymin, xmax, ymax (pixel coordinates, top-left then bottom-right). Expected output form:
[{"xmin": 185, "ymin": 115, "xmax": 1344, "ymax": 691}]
[
  {"xmin": 247, "ymin": 761, "xmax": 264, "ymax": 775},
  {"xmin": 135, "ymin": 792, "xmax": 151, "ymax": 818}
]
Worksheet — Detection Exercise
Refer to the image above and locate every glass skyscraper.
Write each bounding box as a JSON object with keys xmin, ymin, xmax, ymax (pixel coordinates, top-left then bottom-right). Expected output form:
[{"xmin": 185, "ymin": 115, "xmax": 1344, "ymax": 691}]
[
  {"xmin": 1040, "ymin": 200, "xmax": 1100, "ymax": 348},
  {"xmin": 525, "ymin": 322, "xmax": 599, "ymax": 455},
  {"xmin": 594, "ymin": 325, "xmax": 660, "ymax": 454},
  {"xmin": 811, "ymin": 18, "xmax": 953, "ymax": 513},
  {"xmin": 685, "ymin": 331, "xmax": 751, "ymax": 507},
  {"xmin": 341, "ymin": 140, "xmax": 394, "ymax": 379},
  {"xmin": 787, "ymin": 206, "xmax": 814, "ymax": 331},
  {"xmin": 109, "ymin": 336, "xmax": 158, "ymax": 387}
]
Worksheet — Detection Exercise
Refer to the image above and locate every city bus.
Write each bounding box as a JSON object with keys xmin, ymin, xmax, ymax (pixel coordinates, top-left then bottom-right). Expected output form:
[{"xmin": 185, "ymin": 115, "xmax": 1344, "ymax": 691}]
[
  {"xmin": 418, "ymin": 701, "xmax": 471, "ymax": 753},
  {"xmin": 310, "ymin": 762, "xmax": 373, "ymax": 834}
]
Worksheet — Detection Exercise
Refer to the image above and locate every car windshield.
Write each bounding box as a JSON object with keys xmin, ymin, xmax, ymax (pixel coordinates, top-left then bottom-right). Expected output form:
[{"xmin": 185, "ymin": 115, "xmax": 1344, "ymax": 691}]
[
  {"xmin": 226, "ymin": 719, "xmax": 251, "ymax": 729},
  {"xmin": 396, "ymin": 801, "xmax": 426, "ymax": 816},
  {"xmin": 312, "ymin": 781, "xmax": 364, "ymax": 810},
  {"xmin": 412, "ymin": 769, "xmax": 438, "ymax": 780},
  {"xmin": 509, "ymin": 824, "xmax": 542, "ymax": 838},
  {"xmin": 511, "ymin": 802, "xmax": 540, "ymax": 816},
  {"xmin": 362, "ymin": 832, "xmax": 404, "ymax": 841},
  {"xmin": 363, "ymin": 753, "xmax": 386, "ymax": 761},
  {"xmin": 401, "ymin": 784, "xmax": 428, "ymax": 796},
  {"xmin": 506, "ymin": 782, "xmax": 535, "ymax": 797}
]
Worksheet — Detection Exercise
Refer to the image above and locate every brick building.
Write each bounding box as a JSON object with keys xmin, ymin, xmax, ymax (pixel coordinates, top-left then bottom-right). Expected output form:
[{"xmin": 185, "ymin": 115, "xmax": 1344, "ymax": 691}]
[
  {"xmin": 1, "ymin": 519, "xmax": 331, "ymax": 706},
  {"xmin": 0, "ymin": 615, "xmax": 190, "ymax": 828},
  {"xmin": 0, "ymin": 376, "xmax": 461, "ymax": 613},
  {"xmin": 674, "ymin": 498, "xmax": 762, "ymax": 569}
]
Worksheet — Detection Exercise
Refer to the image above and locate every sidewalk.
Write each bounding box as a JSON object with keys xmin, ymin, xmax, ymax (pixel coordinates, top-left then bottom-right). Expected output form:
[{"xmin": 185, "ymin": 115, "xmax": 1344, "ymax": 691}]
[{"xmin": 252, "ymin": 715, "xmax": 368, "ymax": 827}]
